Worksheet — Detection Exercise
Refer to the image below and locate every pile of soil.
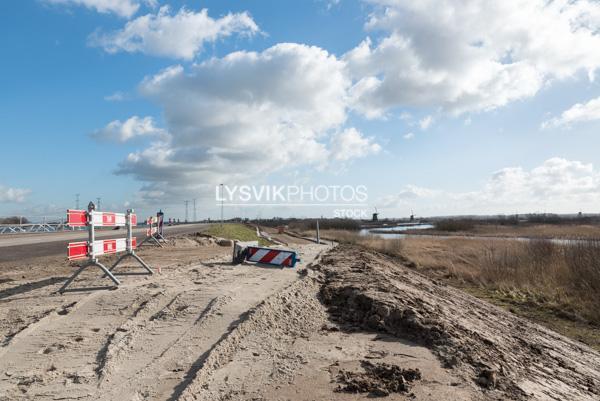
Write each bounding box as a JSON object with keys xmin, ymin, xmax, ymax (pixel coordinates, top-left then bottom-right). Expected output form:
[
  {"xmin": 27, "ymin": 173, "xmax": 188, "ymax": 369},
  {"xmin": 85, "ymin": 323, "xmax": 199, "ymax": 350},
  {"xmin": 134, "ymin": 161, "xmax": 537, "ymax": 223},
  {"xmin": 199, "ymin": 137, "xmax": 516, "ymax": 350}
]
[{"xmin": 336, "ymin": 360, "xmax": 422, "ymax": 397}]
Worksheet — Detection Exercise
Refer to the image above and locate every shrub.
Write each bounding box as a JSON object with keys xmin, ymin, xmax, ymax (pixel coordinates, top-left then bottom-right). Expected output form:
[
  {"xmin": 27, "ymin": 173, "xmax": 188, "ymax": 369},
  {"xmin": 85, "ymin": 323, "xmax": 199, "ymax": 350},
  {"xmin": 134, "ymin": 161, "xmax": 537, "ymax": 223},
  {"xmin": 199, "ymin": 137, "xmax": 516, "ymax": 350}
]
[{"xmin": 0, "ymin": 216, "xmax": 29, "ymax": 224}]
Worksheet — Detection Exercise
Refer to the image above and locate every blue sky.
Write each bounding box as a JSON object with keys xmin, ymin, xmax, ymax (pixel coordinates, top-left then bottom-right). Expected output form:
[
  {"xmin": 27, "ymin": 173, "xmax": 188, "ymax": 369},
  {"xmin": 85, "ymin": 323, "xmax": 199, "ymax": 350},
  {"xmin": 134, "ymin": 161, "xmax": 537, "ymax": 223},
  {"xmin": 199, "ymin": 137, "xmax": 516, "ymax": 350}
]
[{"xmin": 2, "ymin": 0, "xmax": 600, "ymax": 221}]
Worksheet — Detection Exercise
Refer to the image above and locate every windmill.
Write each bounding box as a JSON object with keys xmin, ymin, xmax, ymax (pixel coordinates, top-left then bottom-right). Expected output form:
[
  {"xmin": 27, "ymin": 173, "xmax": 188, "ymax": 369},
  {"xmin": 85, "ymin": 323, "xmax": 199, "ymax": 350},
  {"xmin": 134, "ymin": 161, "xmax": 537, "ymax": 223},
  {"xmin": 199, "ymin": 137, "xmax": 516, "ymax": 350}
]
[
  {"xmin": 410, "ymin": 209, "xmax": 414, "ymax": 222},
  {"xmin": 372, "ymin": 207, "xmax": 379, "ymax": 222}
]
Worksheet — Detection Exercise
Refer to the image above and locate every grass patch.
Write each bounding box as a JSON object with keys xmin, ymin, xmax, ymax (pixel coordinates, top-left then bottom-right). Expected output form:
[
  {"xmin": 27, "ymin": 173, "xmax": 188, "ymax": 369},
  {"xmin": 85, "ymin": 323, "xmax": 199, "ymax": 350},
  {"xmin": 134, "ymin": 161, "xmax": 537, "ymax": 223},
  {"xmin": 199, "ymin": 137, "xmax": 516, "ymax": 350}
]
[{"xmin": 205, "ymin": 223, "xmax": 271, "ymax": 246}]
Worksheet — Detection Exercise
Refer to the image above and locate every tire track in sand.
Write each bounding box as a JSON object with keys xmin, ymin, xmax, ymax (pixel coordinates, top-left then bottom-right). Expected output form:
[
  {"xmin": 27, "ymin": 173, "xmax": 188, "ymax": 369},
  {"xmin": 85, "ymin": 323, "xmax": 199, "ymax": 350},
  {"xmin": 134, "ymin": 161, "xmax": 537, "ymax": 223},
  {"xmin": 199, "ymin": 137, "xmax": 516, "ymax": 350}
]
[
  {"xmin": 94, "ymin": 262, "xmax": 310, "ymax": 401},
  {"xmin": 96, "ymin": 291, "xmax": 166, "ymax": 381},
  {"xmin": 95, "ymin": 291, "xmax": 234, "ymax": 400},
  {"xmin": 0, "ymin": 289, "xmax": 172, "ymax": 400}
]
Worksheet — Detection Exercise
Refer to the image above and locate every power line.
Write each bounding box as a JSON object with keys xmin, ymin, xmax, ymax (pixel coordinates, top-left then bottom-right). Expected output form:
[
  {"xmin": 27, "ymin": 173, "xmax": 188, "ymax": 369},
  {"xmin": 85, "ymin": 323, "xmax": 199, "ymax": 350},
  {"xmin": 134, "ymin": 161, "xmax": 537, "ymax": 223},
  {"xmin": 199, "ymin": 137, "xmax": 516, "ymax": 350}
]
[
  {"xmin": 220, "ymin": 184, "xmax": 224, "ymax": 224},
  {"xmin": 184, "ymin": 200, "xmax": 189, "ymax": 223},
  {"xmin": 193, "ymin": 199, "xmax": 197, "ymax": 222}
]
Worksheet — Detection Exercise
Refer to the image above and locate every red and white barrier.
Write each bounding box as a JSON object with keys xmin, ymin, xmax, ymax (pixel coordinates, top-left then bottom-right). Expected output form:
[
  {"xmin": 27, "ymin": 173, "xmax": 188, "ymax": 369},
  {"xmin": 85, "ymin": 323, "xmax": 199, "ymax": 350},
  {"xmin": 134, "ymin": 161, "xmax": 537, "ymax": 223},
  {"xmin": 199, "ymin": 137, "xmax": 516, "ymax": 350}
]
[
  {"xmin": 67, "ymin": 210, "xmax": 88, "ymax": 227},
  {"xmin": 67, "ymin": 233, "xmax": 138, "ymax": 260},
  {"xmin": 60, "ymin": 203, "xmax": 152, "ymax": 293},
  {"xmin": 140, "ymin": 213, "xmax": 166, "ymax": 247},
  {"xmin": 146, "ymin": 217, "xmax": 158, "ymax": 236},
  {"xmin": 92, "ymin": 237, "xmax": 136, "ymax": 256},
  {"xmin": 246, "ymin": 246, "xmax": 297, "ymax": 267},
  {"xmin": 67, "ymin": 241, "xmax": 88, "ymax": 260},
  {"xmin": 67, "ymin": 210, "xmax": 136, "ymax": 227}
]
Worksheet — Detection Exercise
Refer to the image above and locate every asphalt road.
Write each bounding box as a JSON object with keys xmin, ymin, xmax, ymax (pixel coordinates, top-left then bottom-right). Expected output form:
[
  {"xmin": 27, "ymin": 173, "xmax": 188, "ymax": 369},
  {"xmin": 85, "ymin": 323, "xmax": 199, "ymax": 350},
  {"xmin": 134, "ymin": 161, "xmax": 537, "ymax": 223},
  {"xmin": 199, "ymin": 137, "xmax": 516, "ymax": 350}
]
[{"xmin": 0, "ymin": 223, "xmax": 209, "ymax": 263}]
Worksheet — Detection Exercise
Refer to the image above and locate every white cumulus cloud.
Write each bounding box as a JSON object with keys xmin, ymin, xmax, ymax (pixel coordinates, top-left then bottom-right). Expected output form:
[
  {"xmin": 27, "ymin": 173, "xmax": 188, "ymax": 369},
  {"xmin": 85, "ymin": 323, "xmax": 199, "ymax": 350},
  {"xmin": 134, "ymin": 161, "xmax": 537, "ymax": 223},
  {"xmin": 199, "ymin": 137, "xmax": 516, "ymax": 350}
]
[
  {"xmin": 330, "ymin": 128, "xmax": 381, "ymax": 161},
  {"xmin": 419, "ymin": 115, "xmax": 433, "ymax": 130},
  {"xmin": 0, "ymin": 185, "xmax": 30, "ymax": 203},
  {"xmin": 113, "ymin": 43, "xmax": 379, "ymax": 200},
  {"xmin": 45, "ymin": 0, "xmax": 145, "ymax": 18},
  {"xmin": 89, "ymin": 6, "xmax": 260, "ymax": 59},
  {"xmin": 92, "ymin": 116, "xmax": 168, "ymax": 142},
  {"xmin": 380, "ymin": 158, "xmax": 600, "ymax": 214},
  {"xmin": 542, "ymin": 96, "xmax": 600, "ymax": 128},
  {"xmin": 346, "ymin": 0, "xmax": 600, "ymax": 117},
  {"xmin": 104, "ymin": 91, "xmax": 128, "ymax": 101}
]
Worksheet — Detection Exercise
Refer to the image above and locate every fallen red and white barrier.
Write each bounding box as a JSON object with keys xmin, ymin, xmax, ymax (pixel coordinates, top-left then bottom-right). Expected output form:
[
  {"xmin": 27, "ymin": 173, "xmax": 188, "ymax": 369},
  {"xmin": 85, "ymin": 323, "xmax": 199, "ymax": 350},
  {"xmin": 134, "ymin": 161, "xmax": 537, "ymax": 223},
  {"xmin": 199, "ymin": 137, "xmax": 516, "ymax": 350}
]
[
  {"xmin": 60, "ymin": 203, "xmax": 152, "ymax": 293},
  {"xmin": 242, "ymin": 245, "xmax": 298, "ymax": 267}
]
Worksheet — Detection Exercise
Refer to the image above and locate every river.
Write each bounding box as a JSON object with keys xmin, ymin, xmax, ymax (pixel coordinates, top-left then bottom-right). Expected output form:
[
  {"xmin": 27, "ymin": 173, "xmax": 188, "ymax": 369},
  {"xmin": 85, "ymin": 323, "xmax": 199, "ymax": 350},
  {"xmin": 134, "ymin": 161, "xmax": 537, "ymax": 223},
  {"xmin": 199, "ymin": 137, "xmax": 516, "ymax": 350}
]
[{"xmin": 359, "ymin": 224, "xmax": 434, "ymax": 238}]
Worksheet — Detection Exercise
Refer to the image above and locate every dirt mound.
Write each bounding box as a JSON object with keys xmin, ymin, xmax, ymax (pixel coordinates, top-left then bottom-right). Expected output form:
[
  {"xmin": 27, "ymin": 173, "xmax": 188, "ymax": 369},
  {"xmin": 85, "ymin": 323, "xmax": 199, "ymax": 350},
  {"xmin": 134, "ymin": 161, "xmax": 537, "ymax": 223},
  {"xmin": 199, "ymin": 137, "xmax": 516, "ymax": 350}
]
[
  {"xmin": 321, "ymin": 284, "xmax": 451, "ymax": 348},
  {"xmin": 336, "ymin": 360, "xmax": 421, "ymax": 396},
  {"xmin": 317, "ymin": 244, "xmax": 600, "ymax": 401}
]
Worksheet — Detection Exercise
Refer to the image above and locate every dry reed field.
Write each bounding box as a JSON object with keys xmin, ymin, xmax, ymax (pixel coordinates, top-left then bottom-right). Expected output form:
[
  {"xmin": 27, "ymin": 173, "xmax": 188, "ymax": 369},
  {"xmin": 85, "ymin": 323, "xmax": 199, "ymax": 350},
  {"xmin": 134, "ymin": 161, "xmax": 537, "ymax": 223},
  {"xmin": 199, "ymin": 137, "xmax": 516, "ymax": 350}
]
[{"xmin": 320, "ymin": 230, "xmax": 600, "ymax": 351}]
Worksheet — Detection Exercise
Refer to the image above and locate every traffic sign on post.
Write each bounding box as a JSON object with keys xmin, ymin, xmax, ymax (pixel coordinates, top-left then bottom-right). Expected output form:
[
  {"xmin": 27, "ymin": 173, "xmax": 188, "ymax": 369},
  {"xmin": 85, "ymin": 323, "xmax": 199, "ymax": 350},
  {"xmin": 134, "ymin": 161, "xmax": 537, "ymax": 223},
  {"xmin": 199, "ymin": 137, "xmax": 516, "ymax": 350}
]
[{"xmin": 157, "ymin": 210, "xmax": 164, "ymax": 237}]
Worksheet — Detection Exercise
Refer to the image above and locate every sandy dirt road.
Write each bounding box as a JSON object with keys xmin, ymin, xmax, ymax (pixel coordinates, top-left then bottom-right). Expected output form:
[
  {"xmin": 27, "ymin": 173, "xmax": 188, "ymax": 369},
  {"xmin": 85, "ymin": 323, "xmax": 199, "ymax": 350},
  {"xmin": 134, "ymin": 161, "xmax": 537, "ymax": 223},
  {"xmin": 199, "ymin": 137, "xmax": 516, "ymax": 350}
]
[{"xmin": 0, "ymin": 234, "xmax": 327, "ymax": 400}]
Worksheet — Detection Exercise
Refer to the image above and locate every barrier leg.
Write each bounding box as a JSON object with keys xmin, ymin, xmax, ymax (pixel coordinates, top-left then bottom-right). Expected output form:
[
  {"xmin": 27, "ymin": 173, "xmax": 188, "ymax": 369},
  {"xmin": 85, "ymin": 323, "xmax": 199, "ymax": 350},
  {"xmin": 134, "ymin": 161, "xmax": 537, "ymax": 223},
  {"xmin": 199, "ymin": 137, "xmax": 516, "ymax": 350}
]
[
  {"xmin": 131, "ymin": 253, "xmax": 154, "ymax": 274},
  {"xmin": 151, "ymin": 235, "xmax": 163, "ymax": 247},
  {"xmin": 108, "ymin": 253, "xmax": 129, "ymax": 272},
  {"xmin": 139, "ymin": 235, "xmax": 162, "ymax": 247},
  {"xmin": 96, "ymin": 261, "xmax": 121, "ymax": 285},
  {"xmin": 58, "ymin": 264, "xmax": 88, "ymax": 294},
  {"xmin": 107, "ymin": 252, "xmax": 153, "ymax": 276},
  {"xmin": 59, "ymin": 260, "xmax": 120, "ymax": 294}
]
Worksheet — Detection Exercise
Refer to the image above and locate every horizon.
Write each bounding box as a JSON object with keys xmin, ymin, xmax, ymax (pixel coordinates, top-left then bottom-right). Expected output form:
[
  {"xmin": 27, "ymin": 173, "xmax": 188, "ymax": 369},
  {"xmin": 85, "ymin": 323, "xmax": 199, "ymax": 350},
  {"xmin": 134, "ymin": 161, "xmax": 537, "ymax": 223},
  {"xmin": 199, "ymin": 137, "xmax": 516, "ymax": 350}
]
[{"xmin": 4, "ymin": 210, "xmax": 598, "ymax": 225}]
